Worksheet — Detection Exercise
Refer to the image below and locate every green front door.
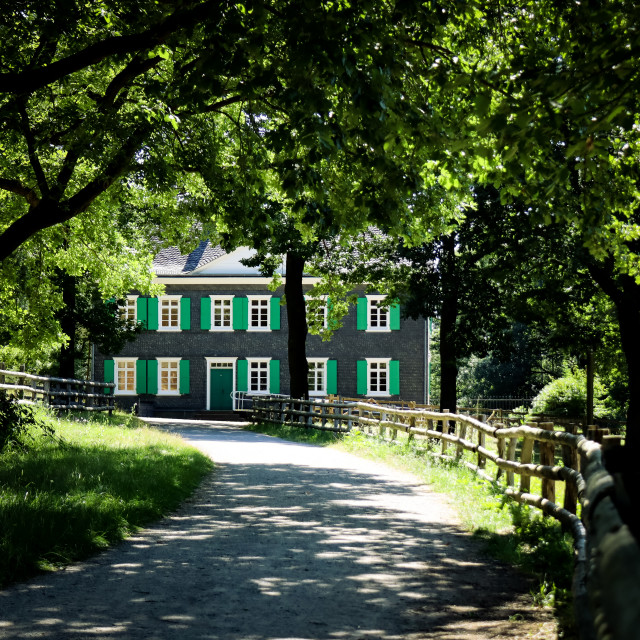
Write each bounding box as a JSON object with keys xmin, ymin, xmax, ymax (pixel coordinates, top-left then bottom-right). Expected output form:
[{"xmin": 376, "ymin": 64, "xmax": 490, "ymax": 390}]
[{"xmin": 210, "ymin": 369, "xmax": 233, "ymax": 410}]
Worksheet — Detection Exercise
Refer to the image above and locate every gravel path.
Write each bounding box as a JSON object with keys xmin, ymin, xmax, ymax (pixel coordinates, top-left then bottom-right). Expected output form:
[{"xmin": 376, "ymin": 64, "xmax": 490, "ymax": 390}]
[{"xmin": 0, "ymin": 420, "xmax": 555, "ymax": 639}]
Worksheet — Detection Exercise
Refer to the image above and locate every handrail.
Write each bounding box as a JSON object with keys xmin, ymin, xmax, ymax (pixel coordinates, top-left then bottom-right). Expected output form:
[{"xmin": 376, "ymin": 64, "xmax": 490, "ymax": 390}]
[{"xmin": 0, "ymin": 364, "xmax": 115, "ymax": 413}]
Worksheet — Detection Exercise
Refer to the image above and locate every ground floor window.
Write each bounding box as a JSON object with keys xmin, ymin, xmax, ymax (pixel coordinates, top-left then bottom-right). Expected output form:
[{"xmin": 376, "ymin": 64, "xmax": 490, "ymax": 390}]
[
  {"xmin": 114, "ymin": 358, "xmax": 136, "ymax": 395},
  {"xmin": 308, "ymin": 359, "xmax": 327, "ymax": 395},
  {"xmin": 158, "ymin": 358, "xmax": 181, "ymax": 394},
  {"xmin": 249, "ymin": 359, "xmax": 270, "ymax": 393},
  {"xmin": 369, "ymin": 359, "xmax": 388, "ymax": 394}
]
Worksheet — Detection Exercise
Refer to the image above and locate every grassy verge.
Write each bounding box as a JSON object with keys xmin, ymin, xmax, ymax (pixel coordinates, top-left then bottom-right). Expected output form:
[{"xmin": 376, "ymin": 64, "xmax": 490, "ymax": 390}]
[
  {"xmin": 247, "ymin": 422, "xmax": 576, "ymax": 635},
  {"xmin": 0, "ymin": 409, "xmax": 213, "ymax": 587}
]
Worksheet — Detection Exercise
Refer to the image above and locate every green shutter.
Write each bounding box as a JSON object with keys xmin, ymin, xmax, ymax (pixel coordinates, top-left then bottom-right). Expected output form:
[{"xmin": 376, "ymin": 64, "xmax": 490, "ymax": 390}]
[
  {"xmin": 269, "ymin": 359, "xmax": 280, "ymax": 394},
  {"xmin": 390, "ymin": 303, "xmax": 400, "ymax": 330},
  {"xmin": 389, "ymin": 360, "xmax": 400, "ymax": 395},
  {"xmin": 357, "ymin": 360, "xmax": 368, "ymax": 395},
  {"xmin": 180, "ymin": 298, "xmax": 191, "ymax": 330},
  {"xmin": 356, "ymin": 298, "xmax": 368, "ymax": 330},
  {"xmin": 200, "ymin": 297, "xmax": 211, "ymax": 330},
  {"xmin": 147, "ymin": 359, "xmax": 158, "ymax": 394},
  {"xmin": 179, "ymin": 359, "xmax": 190, "ymax": 394},
  {"xmin": 326, "ymin": 360, "xmax": 337, "ymax": 395},
  {"xmin": 137, "ymin": 298, "xmax": 148, "ymax": 329},
  {"xmin": 104, "ymin": 359, "xmax": 114, "ymax": 394},
  {"xmin": 148, "ymin": 298, "xmax": 159, "ymax": 331},
  {"xmin": 136, "ymin": 359, "xmax": 147, "ymax": 394},
  {"xmin": 233, "ymin": 297, "xmax": 248, "ymax": 330},
  {"xmin": 237, "ymin": 359, "xmax": 248, "ymax": 392},
  {"xmin": 270, "ymin": 297, "xmax": 281, "ymax": 330}
]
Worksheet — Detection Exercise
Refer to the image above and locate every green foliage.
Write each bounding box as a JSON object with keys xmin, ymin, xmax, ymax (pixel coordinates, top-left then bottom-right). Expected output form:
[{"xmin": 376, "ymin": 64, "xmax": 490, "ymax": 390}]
[
  {"xmin": 0, "ymin": 395, "xmax": 55, "ymax": 453},
  {"xmin": 531, "ymin": 368, "xmax": 607, "ymax": 418}
]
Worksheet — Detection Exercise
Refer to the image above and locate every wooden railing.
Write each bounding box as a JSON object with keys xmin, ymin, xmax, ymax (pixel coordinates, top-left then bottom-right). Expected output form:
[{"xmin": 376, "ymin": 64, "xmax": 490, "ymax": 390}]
[
  {"xmin": 0, "ymin": 366, "xmax": 115, "ymax": 413},
  {"xmin": 250, "ymin": 396, "xmax": 639, "ymax": 640}
]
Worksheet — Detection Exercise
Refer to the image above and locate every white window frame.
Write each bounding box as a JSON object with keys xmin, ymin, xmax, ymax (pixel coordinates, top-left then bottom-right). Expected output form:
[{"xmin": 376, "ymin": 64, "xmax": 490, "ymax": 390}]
[
  {"xmin": 366, "ymin": 358, "xmax": 391, "ymax": 396},
  {"xmin": 119, "ymin": 295, "xmax": 137, "ymax": 324},
  {"xmin": 305, "ymin": 295, "xmax": 328, "ymax": 329},
  {"xmin": 307, "ymin": 357, "xmax": 328, "ymax": 396},
  {"xmin": 114, "ymin": 357, "xmax": 137, "ymax": 396},
  {"xmin": 157, "ymin": 357, "xmax": 181, "ymax": 396},
  {"xmin": 247, "ymin": 357, "xmax": 271, "ymax": 393},
  {"xmin": 209, "ymin": 295, "xmax": 234, "ymax": 331},
  {"xmin": 159, "ymin": 294, "xmax": 182, "ymax": 331},
  {"xmin": 247, "ymin": 295, "xmax": 271, "ymax": 332},
  {"xmin": 366, "ymin": 295, "xmax": 390, "ymax": 332}
]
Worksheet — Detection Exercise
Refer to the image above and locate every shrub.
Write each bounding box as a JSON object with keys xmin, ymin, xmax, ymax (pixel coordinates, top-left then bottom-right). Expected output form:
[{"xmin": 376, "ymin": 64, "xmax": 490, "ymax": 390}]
[
  {"xmin": 0, "ymin": 394, "xmax": 55, "ymax": 452},
  {"xmin": 531, "ymin": 368, "xmax": 606, "ymax": 418}
]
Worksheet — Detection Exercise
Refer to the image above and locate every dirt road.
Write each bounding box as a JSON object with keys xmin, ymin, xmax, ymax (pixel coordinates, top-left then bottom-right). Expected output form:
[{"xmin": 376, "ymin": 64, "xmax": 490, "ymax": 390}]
[{"xmin": 0, "ymin": 421, "xmax": 555, "ymax": 639}]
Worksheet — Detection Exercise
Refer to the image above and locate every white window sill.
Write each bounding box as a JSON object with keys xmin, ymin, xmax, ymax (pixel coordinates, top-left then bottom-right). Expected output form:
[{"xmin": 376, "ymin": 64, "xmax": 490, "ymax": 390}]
[
  {"xmin": 209, "ymin": 327, "xmax": 233, "ymax": 332},
  {"xmin": 114, "ymin": 390, "xmax": 137, "ymax": 396},
  {"xmin": 157, "ymin": 391, "xmax": 181, "ymax": 396},
  {"xmin": 366, "ymin": 327, "xmax": 391, "ymax": 332},
  {"xmin": 248, "ymin": 327, "xmax": 271, "ymax": 332},
  {"xmin": 158, "ymin": 326, "xmax": 181, "ymax": 332}
]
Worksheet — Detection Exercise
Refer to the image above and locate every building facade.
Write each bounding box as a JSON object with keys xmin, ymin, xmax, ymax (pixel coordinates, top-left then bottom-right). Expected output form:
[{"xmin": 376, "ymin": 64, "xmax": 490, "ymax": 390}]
[{"xmin": 97, "ymin": 242, "xmax": 429, "ymax": 416}]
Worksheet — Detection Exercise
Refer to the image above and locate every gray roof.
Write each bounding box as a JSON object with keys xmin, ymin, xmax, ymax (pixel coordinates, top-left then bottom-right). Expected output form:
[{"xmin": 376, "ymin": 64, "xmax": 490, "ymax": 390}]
[{"xmin": 153, "ymin": 241, "xmax": 227, "ymax": 276}]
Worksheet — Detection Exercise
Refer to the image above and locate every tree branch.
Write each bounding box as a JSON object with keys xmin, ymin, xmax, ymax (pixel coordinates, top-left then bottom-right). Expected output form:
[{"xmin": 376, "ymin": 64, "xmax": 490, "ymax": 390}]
[
  {"xmin": 0, "ymin": 126, "xmax": 148, "ymax": 262},
  {"xmin": 0, "ymin": 178, "xmax": 40, "ymax": 206},
  {"xmin": 101, "ymin": 56, "xmax": 163, "ymax": 109},
  {"xmin": 0, "ymin": 0, "xmax": 220, "ymax": 94},
  {"xmin": 18, "ymin": 102, "xmax": 49, "ymax": 198}
]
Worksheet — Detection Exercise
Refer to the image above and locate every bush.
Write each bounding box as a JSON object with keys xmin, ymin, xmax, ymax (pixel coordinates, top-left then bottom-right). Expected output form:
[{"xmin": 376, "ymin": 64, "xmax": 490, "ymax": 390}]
[
  {"xmin": 0, "ymin": 394, "xmax": 55, "ymax": 452},
  {"xmin": 531, "ymin": 368, "xmax": 606, "ymax": 418}
]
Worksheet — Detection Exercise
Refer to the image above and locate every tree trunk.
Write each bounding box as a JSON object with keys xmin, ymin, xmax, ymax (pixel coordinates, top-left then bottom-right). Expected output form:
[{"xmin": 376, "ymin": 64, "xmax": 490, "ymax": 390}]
[
  {"xmin": 439, "ymin": 234, "xmax": 459, "ymax": 415},
  {"xmin": 58, "ymin": 271, "xmax": 77, "ymax": 379},
  {"xmin": 285, "ymin": 251, "xmax": 309, "ymax": 399},
  {"xmin": 586, "ymin": 348, "xmax": 594, "ymax": 426}
]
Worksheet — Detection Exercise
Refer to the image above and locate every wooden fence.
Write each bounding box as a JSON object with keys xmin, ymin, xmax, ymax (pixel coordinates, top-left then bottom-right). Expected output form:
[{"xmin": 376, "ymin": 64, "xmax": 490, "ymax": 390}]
[
  {"xmin": 250, "ymin": 395, "xmax": 639, "ymax": 640},
  {"xmin": 0, "ymin": 365, "xmax": 115, "ymax": 412}
]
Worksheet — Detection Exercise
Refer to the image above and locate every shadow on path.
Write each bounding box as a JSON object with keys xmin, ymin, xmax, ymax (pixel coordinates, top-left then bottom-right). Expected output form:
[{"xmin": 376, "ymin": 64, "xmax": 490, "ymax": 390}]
[{"xmin": 0, "ymin": 421, "xmax": 554, "ymax": 639}]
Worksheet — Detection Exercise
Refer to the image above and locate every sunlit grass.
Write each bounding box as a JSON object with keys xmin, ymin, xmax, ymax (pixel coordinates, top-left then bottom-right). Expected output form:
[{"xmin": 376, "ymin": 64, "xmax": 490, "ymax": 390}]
[{"xmin": 0, "ymin": 409, "xmax": 213, "ymax": 587}]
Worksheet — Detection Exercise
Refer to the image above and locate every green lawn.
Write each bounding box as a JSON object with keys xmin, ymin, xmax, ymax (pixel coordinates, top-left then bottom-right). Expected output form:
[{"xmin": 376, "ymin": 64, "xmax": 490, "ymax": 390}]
[{"xmin": 0, "ymin": 409, "xmax": 213, "ymax": 587}]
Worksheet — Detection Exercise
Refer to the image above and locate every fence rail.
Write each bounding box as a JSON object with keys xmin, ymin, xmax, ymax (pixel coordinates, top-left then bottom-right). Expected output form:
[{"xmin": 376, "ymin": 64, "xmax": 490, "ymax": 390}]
[
  {"xmin": 250, "ymin": 395, "xmax": 638, "ymax": 640},
  {"xmin": 0, "ymin": 365, "xmax": 115, "ymax": 412}
]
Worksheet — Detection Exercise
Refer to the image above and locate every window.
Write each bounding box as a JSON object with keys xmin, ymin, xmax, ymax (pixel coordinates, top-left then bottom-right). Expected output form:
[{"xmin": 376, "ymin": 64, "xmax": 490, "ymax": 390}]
[
  {"xmin": 207, "ymin": 295, "xmax": 234, "ymax": 330},
  {"xmin": 114, "ymin": 358, "xmax": 137, "ymax": 395},
  {"xmin": 159, "ymin": 295, "xmax": 181, "ymax": 330},
  {"xmin": 157, "ymin": 358, "xmax": 181, "ymax": 395},
  {"xmin": 249, "ymin": 359, "xmax": 270, "ymax": 393},
  {"xmin": 357, "ymin": 296, "xmax": 400, "ymax": 331},
  {"xmin": 369, "ymin": 359, "xmax": 389, "ymax": 394},
  {"xmin": 357, "ymin": 358, "xmax": 399, "ymax": 396},
  {"xmin": 305, "ymin": 296, "xmax": 328, "ymax": 330},
  {"xmin": 308, "ymin": 359, "xmax": 327, "ymax": 395},
  {"xmin": 120, "ymin": 296, "xmax": 137, "ymax": 323},
  {"xmin": 248, "ymin": 295, "xmax": 271, "ymax": 331},
  {"xmin": 366, "ymin": 295, "xmax": 389, "ymax": 331}
]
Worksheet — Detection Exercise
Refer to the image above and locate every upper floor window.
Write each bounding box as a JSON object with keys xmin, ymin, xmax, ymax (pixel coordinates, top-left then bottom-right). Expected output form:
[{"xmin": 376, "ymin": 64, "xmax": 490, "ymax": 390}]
[
  {"xmin": 211, "ymin": 295, "xmax": 233, "ymax": 330},
  {"xmin": 120, "ymin": 296, "xmax": 137, "ymax": 323},
  {"xmin": 368, "ymin": 295, "xmax": 389, "ymax": 331},
  {"xmin": 159, "ymin": 295, "xmax": 181, "ymax": 331},
  {"xmin": 305, "ymin": 296, "xmax": 328, "ymax": 330},
  {"xmin": 248, "ymin": 295, "xmax": 271, "ymax": 331},
  {"xmin": 114, "ymin": 358, "xmax": 137, "ymax": 395},
  {"xmin": 357, "ymin": 296, "xmax": 400, "ymax": 332}
]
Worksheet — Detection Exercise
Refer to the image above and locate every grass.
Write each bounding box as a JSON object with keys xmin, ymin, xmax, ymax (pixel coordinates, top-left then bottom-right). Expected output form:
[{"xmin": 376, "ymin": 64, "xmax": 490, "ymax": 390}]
[
  {"xmin": 0, "ymin": 408, "xmax": 213, "ymax": 587},
  {"xmin": 247, "ymin": 422, "xmax": 577, "ymax": 636}
]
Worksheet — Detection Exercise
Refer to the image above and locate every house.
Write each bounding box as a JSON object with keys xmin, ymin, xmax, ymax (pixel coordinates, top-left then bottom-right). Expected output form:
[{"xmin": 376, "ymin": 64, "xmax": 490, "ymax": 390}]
[{"xmin": 97, "ymin": 241, "xmax": 429, "ymax": 417}]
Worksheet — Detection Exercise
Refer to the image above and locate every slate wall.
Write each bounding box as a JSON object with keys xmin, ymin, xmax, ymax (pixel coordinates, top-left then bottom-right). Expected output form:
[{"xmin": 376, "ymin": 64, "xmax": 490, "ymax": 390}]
[{"xmin": 95, "ymin": 283, "xmax": 428, "ymax": 413}]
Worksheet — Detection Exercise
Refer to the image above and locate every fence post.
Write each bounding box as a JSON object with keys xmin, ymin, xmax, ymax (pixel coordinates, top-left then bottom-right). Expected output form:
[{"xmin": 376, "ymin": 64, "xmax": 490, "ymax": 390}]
[
  {"xmin": 477, "ymin": 414, "xmax": 487, "ymax": 469},
  {"xmin": 441, "ymin": 409, "xmax": 449, "ymax": 455},
  {"xmin": 562, "ymin": 424, "xmax": 579, "ymax": 515},
  {"xmin": 539, "ymin": 422, "xmax": 556, "ymax": 505},
  {"xmin": 496, "ymin": 428, "xmax": 505, "ymax": 481},
  {"xmin": 520, "ymin": 434, "xmax": 534, "ymax": 492},
  {"xmin": 506, "ymin": 437, "xmax": 518, "ymax": 487}
]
